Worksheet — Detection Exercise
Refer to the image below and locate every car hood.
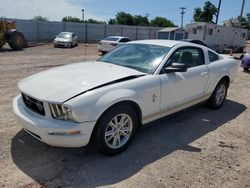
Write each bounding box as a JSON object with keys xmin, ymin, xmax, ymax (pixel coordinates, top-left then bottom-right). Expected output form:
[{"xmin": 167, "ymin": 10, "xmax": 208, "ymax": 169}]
[{"xmin": 19, "ymin": 61, "xmax": 145, "ymax": 102}]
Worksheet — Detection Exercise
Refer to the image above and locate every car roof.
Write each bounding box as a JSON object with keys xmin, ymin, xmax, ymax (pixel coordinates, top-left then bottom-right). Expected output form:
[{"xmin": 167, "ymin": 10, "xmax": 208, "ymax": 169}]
[
  {"xmin": 105, "ymin": 36, "xmax": 128, "ymax": 39},
  {"xmin": 129, "ymin": 40, "xmax": 190, "ymax": 48},
  {"xmin": 60, "ymin": 32, "xmax": 73, "ymax": 34},
  {"xmin": 181, "ymin": 39, "xmax": 193, "ymax": 42}
]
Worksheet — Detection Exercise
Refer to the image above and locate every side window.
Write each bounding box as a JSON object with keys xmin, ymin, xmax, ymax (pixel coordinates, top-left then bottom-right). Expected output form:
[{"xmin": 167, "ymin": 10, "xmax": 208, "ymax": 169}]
[
  {"xmin": 192, "ymin": 28, "xmax": 197, "ymax": 34},
  {"xmin": 169, "ymin": 47, "xmax": 205, "ymax": 68},
  {"xmin": 208, "ymin": 28, "xmax": 213, "ymax": 35},
  {"xmin": 120, "ymin": 38, "xmax": 131, "ymax": 43},
  {"xmin": 208, "ymin": 51, "xmax": 219, "ymax": 62}
]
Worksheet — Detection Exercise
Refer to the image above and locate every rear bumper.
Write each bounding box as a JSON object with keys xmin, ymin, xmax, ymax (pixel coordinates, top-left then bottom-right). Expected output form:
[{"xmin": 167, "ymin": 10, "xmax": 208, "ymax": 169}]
[{"xmin": 13, "ymin": 96, "xmax": 96, "ymax": 147}]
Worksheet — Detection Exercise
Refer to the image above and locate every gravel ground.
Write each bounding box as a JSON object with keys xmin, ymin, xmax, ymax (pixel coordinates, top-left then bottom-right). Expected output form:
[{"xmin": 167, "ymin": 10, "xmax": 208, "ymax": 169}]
[{"xmin": 0, "ymin": 43, "xmax": 250, "ymax": 188}]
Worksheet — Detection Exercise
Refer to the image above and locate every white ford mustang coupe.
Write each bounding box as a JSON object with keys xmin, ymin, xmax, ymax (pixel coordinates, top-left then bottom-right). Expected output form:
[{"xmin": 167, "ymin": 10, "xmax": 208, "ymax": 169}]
[{"xmin": 13, "ymin": 40, "xmax": 237, "ymax": 155}]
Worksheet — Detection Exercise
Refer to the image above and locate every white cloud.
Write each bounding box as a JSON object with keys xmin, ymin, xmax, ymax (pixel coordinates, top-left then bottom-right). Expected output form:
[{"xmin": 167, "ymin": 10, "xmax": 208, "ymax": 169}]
[{"xmin": 0, "ymin": 0, "xmax": 100, "ymax": 21}]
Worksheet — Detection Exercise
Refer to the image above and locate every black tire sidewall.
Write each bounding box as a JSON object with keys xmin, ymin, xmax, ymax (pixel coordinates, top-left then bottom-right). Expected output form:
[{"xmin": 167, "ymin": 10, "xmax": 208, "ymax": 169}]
[
  {"xmin": 95, "ymin": 105, "xmax": 138, "ymax": 155},
  {"xmin": 9, "ymin": 32, "xmax": 25, "ymax": 50},
  {"xmin": 243, "ymin": 67, "xmax": 249, "ymax": 71}
]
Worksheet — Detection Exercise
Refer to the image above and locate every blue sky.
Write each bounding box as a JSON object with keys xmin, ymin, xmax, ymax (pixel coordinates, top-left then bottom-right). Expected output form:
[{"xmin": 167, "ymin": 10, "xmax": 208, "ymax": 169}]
[{"xmin": 1, "ymin": 0, "xmax": 250, "ymax": 26}]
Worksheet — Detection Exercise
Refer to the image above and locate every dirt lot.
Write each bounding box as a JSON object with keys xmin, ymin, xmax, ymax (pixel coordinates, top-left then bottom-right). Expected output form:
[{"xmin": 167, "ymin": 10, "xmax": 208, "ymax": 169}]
[{"xmin": 0, "ymin": 43, "xmax": 250, "ymax": 188}]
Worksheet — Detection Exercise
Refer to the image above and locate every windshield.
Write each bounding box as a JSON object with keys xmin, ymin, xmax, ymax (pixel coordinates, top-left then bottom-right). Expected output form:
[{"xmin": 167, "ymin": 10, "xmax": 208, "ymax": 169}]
[
  {"xmin": 58, "ymin": 33, "xmax": 72, "ymax": 39},
  {"xmin": 98, "ymin": 44, "xmax": 171, "ymax": 73}
]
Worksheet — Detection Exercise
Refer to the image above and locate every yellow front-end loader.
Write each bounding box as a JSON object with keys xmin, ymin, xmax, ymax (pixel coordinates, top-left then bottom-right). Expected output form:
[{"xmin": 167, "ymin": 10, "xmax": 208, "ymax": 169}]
[{"xmin": 0, "ymin": 18, "xmax": 26, "ymax": 50}]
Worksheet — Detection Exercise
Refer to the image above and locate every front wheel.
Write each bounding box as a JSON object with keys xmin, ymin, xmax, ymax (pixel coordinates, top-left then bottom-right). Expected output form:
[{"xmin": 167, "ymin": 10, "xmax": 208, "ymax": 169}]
[
  {"xmin": 208, "ymin": 80, "xmax": 228, "ymax": 109},
  {"xmin": 94, "ymin": 105, "xmax": 138, "ymax": 155},
  {"xmin": 8, "ymin": 31, "xmax": 26, "ymax": 50}
]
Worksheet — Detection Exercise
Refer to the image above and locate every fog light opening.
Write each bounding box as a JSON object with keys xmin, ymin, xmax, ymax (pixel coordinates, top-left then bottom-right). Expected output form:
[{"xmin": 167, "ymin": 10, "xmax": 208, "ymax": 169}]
[{"xmin": 48, "ymin": 130, "xmax": 81, "ymax": 136}]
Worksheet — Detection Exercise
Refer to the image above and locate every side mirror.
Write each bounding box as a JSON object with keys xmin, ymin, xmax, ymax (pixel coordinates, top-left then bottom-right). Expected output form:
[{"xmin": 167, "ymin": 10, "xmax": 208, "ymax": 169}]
[{"xmin": 165, "ymin": 63, "xmax": 188, "ymax": 73}]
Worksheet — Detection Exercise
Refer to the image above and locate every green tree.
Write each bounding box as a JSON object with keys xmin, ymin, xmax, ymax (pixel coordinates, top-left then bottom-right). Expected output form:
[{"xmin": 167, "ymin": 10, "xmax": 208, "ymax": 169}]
[
  {"xmin": 193, "ymin": 8, "xmax": 203, "ymax": 22},
  {"xmin": 108, "ymin": 19, "xmax": 117, "ymax": 25},
  {"xmin": 150, "ymin": 17, "xmax": 176, "ymax": 27},
  {"xmin": 246, "ymin": 13, "xmax": 250, "ymax": 24},
  {"xmin": 85, "ymin": 18, "xmax": 106, "ymax": 24},
  {"xmin": 193, "ymin": 1, "xmax": 218, "ymax": 23},
  {"xmin": 33, "ymin": 15, "xmax": 48, "ymax": 21},
  {"xmin": 62, "ymin": 16, "xmax": 82, "ymax": 23},
  {"xmin": 115, "ymin": 11, "xmax": 134, "ymax": 25},
  {"xmin": 236, "ymin": 15, "xmax": 250, "ymax": 29},
  {"xmin": 133, "ymin": 15, "xmax": 149, "ymax": 26}
]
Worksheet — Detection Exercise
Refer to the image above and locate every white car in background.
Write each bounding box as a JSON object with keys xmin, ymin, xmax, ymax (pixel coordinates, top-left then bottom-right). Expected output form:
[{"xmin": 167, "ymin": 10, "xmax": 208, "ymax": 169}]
[
  {"xmin": 13, "ymin": 40, "xmax": 237, "ymax": 156},
  {"xmin": 98, "ymin": 36, "xmax": 131, "ymax": 54},
  {"xmin": 53, "ymin": 32, "xmax": 78, "ymax": 48}
]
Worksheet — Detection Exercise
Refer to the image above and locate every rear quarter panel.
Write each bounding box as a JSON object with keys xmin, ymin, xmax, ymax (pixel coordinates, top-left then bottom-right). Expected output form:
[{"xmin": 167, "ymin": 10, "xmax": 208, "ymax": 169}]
[{"xmin": 205, "ymin": 55, "xmax": 237, "ymax": 95}]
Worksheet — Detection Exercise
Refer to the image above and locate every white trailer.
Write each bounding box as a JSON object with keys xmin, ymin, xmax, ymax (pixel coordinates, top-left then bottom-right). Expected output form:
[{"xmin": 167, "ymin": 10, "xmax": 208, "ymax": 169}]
[{"xmin": 186, "ymin": 22, "xmax": 248, "ymax": 52}]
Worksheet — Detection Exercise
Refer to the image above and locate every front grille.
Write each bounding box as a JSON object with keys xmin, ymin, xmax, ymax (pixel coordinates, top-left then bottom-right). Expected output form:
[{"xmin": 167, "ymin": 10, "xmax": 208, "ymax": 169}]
[{"xmin": 22, "ymin": 93, "xmax": 45, "ymax": 116}]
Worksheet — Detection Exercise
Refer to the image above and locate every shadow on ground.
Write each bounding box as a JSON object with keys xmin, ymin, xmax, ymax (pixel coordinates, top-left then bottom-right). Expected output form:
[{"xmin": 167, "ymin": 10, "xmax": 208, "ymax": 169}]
[
  {"xmin": 11, "ymin": 100, "xmax": 246, "ymax": 187},
  {"xmin": 0, "ymin": 47, "xmax": 21, "ymax": 52}
]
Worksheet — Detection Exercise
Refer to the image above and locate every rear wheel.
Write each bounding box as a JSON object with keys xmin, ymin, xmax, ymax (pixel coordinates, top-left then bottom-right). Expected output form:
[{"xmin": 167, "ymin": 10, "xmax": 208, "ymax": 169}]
[
  {"xmin": 243, "ymin": 67, "xmax": 249, "ymax": 71},
  {"xmin": 8, "ymin": 31, "xmax": 26, "ymax": 50},
  {"xmin": 94, "ymin": 105, "xmax": 138, "ymax": 155},
  {"xmin": 208, "ymin": 80, "xmax": 228, "ymax": 109}
]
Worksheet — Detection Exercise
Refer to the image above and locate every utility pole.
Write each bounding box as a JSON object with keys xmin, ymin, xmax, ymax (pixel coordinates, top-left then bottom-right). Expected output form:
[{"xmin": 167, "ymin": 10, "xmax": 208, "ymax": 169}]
[
  {"xmin": 216, "ymin": 0, "xmax": 222, "ymax": 24},
  {"xmin": 240, "ymin": 0, "xmax": 245, "ymax": 28},
  {"xmin": 146, "ymin": 13, "xmax": 149, "ymax": 26},
  {"xmin": 180, "ymin": 7, "xmax": 186, "ymax": 28},
  {"xmin": 82, "ymin": 9, "xmax": 85, "ymax": 22}
]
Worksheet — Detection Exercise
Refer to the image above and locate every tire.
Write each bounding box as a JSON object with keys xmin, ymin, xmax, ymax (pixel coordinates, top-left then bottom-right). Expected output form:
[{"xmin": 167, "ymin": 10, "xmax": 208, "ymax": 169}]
[
  {"xmin": 94, "ymin": 105, "xmax": 138, "ymax": 156},
  {"xmin": 101, "ymin": 51, "xmax": 106, "ymax": 55},
  {"xmin": 8, "ymin": 31, "xmax": 26, "ymax": 50},
  {"xmin": 208, "ymin": 80, "xmax": 228, "ymax": 109},
  {"xmin": 243, "ymin": 67, "xmax": 249, "ymax": 71},
  {"xmin": 70, "ymin": 42, "xmax": 73, "ymax": 48}
]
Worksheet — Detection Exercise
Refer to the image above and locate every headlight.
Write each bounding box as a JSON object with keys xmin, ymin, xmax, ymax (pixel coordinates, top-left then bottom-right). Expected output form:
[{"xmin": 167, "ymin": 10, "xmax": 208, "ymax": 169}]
[{"xmin": 49, "ymin": 103, "xmax": 77, "ymax": 122}]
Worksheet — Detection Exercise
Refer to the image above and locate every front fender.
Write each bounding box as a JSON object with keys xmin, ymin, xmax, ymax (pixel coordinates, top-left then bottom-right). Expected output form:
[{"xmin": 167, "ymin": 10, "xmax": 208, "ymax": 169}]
[
  {"xmin": 91, "ymin": 89, "xmax": 142, "ymax": 121},
  {"xmin": 66, "ymin": 88, "xmax": 142, "ymax": 123}
]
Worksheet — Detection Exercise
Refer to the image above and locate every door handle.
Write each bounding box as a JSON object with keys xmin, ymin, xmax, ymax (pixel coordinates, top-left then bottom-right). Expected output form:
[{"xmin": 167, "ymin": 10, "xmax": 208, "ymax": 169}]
[{"xmin": 200, "ymin": 71, "xmax": 208, "ymax": 76}]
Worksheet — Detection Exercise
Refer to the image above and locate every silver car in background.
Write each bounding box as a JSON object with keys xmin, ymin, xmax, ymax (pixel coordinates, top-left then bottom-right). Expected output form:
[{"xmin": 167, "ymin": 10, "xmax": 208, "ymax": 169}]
[
  {"xmin": 98, "ymin": 36, "xmax": 131, "ymax": 54},
  {"xmin": 53, "ymin": 32, "xmax": 78, "ymax": 48}
]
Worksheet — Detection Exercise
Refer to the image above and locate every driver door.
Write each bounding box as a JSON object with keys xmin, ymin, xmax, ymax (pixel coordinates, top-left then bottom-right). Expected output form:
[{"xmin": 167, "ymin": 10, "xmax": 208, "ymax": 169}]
[{"xmin": 159, "ymin": 47, "xmax": 209, "ymax": 113}]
